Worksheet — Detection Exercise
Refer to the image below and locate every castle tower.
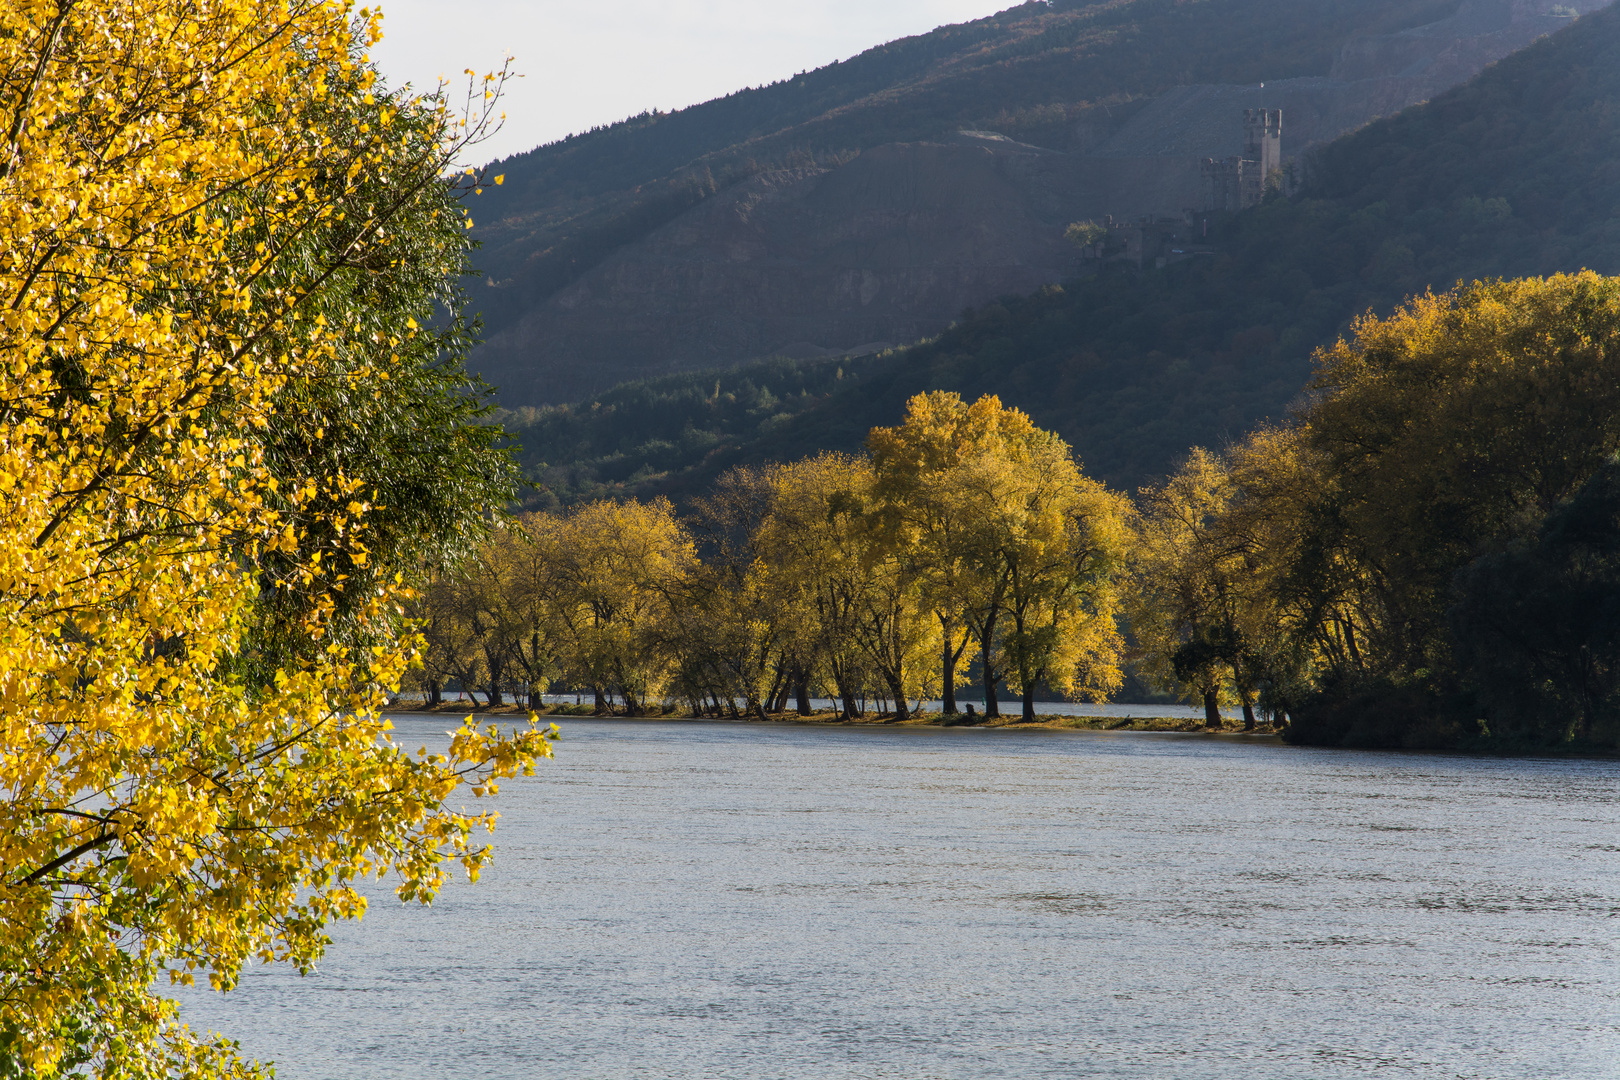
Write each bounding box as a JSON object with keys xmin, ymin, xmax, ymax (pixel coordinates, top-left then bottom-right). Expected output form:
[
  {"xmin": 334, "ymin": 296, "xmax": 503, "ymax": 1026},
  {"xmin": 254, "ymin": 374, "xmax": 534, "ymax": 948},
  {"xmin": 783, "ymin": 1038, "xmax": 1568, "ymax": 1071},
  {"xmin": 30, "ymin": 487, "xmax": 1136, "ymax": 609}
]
[
  {"xmin": 1241, "ymin": 108, "xmax": 1282, "ymax": 207},
  {"xmin": 1199, "ymin": 110, "xmax": 1283, "ymax": 213}
]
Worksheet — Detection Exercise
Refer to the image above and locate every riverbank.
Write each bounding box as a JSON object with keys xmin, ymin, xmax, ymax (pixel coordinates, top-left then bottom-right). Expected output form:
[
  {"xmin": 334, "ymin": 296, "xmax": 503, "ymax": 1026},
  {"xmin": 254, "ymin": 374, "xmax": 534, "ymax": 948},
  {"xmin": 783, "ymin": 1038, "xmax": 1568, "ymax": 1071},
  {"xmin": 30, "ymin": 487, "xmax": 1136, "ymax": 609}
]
[{"xmin": 389, "ymin": 700, "xmax": 1280, "ymax": 735}]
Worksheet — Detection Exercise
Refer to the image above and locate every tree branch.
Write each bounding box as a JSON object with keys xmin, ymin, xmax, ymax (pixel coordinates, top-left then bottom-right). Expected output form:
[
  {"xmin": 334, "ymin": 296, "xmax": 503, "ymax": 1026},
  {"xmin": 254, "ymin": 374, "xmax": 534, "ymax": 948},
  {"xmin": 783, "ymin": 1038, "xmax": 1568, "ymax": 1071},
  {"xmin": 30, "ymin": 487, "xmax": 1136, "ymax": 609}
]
[
  {"xmin": 1, "ymin": 1, "xmax": 76, "ymax": 184},
  {"xmin": 21, "ymin": 828, "xmax": 116, "ymax": 886}
]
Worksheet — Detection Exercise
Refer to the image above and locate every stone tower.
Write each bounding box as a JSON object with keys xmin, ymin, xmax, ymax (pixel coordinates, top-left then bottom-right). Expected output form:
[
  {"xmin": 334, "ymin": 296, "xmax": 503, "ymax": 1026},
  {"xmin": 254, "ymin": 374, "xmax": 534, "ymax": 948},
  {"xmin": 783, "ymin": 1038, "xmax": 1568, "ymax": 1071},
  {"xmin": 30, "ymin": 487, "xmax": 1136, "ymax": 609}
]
[
  {"xmin": 1201, "ymin": 109, "xmax": 1282, "ymax": 212},
  {"xmin": 1243, "ymin": 109, "xmax": 1282, "ymax": 172},
  {"xmin": 1241, "ymin": 108, "xmax": 1282, "ymax": 206}
]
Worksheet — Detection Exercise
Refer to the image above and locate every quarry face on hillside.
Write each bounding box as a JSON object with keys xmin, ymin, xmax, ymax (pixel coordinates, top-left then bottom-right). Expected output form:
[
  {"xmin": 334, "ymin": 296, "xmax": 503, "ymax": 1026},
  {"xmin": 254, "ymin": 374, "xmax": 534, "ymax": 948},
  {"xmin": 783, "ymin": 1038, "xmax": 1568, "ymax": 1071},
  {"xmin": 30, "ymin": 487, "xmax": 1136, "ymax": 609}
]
[{"xmin": 472, "ymin": 0, "xmax": 1611, "ymax": 407}]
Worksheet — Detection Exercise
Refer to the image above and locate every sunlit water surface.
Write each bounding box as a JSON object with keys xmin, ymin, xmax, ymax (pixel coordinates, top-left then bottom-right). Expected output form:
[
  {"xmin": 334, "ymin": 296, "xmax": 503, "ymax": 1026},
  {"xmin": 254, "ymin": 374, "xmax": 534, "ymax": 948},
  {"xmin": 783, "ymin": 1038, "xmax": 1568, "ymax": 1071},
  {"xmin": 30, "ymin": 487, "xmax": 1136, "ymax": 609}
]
[{"xmin": 177, "ymin": 718, "xmax": 1620, "ymax": 1079}]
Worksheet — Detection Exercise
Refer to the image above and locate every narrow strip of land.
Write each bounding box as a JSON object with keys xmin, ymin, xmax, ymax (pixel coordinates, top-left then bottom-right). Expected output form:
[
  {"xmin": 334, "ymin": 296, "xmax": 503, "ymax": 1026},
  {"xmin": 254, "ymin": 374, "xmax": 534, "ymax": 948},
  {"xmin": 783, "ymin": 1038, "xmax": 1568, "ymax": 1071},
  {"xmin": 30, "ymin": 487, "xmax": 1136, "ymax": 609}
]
[{"xmin": 391, "ymin": 702, "xmax": 1276, "ymax": 734}]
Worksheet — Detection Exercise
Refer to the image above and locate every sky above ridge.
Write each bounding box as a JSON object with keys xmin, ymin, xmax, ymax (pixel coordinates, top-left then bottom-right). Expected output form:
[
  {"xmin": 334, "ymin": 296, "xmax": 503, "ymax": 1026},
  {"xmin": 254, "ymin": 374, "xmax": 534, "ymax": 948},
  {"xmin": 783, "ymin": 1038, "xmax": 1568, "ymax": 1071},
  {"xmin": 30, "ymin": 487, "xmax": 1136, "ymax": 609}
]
[{"xmin": 369, "ymin": 1, "xmax": 1014, "ymax": 164}]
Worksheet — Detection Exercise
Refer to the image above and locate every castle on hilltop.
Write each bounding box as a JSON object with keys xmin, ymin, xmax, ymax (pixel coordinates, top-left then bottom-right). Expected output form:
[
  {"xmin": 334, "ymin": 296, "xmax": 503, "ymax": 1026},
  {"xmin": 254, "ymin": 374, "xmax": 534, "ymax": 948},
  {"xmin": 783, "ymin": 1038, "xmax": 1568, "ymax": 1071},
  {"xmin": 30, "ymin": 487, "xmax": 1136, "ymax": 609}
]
[{"xmin": 1200, "ymin": 109, "xmax": 1282, "ymax": 211}]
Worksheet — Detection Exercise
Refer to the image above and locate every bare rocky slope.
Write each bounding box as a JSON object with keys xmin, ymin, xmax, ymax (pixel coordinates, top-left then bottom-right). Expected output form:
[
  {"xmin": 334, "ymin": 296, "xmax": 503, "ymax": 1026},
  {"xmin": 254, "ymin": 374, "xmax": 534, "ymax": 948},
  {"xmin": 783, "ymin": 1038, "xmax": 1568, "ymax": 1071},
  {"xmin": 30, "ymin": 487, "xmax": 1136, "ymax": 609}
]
[{"xmin": 468, "ymin": 0, "xmax": 1608, "ymax": 405}]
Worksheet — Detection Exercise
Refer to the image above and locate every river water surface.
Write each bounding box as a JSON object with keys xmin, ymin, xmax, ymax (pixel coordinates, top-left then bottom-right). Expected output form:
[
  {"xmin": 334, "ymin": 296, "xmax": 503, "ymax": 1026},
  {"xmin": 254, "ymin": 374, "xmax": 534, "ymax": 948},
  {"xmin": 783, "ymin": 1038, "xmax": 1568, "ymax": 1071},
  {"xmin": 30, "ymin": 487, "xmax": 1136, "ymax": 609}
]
[{"xmin": 177, "ymin": 718, "xmax": 1620, "ymax": 1079}]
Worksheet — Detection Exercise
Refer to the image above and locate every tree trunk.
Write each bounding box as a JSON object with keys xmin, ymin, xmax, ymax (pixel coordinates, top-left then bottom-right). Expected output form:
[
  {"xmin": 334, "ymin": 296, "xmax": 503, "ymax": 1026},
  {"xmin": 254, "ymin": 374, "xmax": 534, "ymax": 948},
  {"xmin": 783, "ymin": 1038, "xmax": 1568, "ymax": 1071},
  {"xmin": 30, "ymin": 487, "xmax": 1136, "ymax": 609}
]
[
  {"xmin": 1022, "ymin": 682, "xmax": 1036, "ymax": 724},
  {"xmin": 794, "ymin": 670, "xmax": 812, "ymax": 716},
  {"xmin": 883, "ymin": 673, "xmax": 909, "ymax": 723},
  {"xmin": 977, "ymin": 623, "xmax": 1002, "ymax": 719},
  {"xmin": 840, "ymin": 684, "xmax": 861, "ymax": 720},
  {"xmin": 976, "ymin": 603, "xmax": 1003, "ymax": 718},
  {"xmin": 941, "ymin": 633, "xmax": 957, "ymax": 715},
  {"xmin": 593, "ymin": 685, "xmax": 608, "ymax": 715},
  {"xmin": 1203, "ymin": 689, "xmax": 1222, "ymax": 729},
  {"xmin": 764, "ymin": 665, "xmax": 787, "ymax": 713},
  {"xmin": 1242, "ymin": 701, "xmax": 1256, "ymax": 731},
  {"xmin": 427, "ymin": 680, "xmax": 441, "ymax": 707},
  {"xmin": 1342, "ymin": 616, "xmax": 1364, "ymax": 668}
]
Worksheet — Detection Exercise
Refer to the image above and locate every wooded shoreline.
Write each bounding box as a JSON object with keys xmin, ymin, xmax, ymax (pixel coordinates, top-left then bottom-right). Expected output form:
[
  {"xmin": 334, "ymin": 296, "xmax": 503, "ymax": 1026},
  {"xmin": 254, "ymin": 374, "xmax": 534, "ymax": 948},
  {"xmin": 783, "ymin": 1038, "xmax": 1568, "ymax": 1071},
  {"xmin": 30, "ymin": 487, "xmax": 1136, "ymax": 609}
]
[{"xmin": 416, "ymin": 277, "xmax": 1620, "ymax": 756}]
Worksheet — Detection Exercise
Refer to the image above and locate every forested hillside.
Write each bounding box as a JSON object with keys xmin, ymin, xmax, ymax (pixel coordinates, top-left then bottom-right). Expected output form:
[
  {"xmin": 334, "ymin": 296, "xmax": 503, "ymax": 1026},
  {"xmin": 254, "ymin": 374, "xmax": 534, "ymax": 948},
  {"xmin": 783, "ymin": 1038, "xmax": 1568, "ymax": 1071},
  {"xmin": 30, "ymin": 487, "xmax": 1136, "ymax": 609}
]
[
  {"xmin": 507, "ymin": 2, "xmax": 1620, "ymax": 504},
  {"xmin": 468, "ymin": 0, "xmax": 1578, "ymax": 400},
  {"xmin": 472, "ymin": 0, "xmax": 1452, "ymax": 307}
]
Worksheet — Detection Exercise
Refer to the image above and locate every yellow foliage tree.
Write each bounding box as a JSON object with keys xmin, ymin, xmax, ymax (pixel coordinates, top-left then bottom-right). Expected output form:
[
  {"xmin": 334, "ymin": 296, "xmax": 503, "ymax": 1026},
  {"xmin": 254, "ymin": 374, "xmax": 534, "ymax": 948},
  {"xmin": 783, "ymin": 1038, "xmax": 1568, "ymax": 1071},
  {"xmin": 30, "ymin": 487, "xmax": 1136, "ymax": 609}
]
[
  {"xmin": 682, "ymin": 467, "xmax": 796, "ymax": 718},
  {"xmin": 1133, "ymin": 429, "xmax": 1331, "ymax": 729},
  {"xmin": 411, "ymin": 566, "xmax": 485, "ymax": 706},
  {"xmin": 755, "ymin": 453, "xmax": 941, "ymax": 720},
  {"xmin": 867, "ymin": 391, "xmax": 1012, "ymax": 714},
  {"xmin": 537, "ymin": 500, "xmax": 696, "ymax": 714},
  {"xmin": 993, "ymin": 426, "xmax": 1132, "ymax": 723},
  {"xmin": 1220, "ymin": 425, "xmax": 1331, "ymax": 718},
  {"xmin": 870, "ymin": 392, "xmax": 1130, "ymax": 721},
  {"xmin": 489, "ymin": 521, "xmax": 564, "ymax": 710},
  {"xmin": 1299, "ymin": 273, "xmax": 1620, "ymax": 682},
  {"xmin": 1132, "ymin": 448, "xmax": 1248, "ymax": 727},
  {"xmin": 1256, "ymin": 273, "xmax": 1620, "ymax": 747},
  {"xmin": 445, "ymin": 531, "xmax": 530, "ymax": 708},
  {"xmin": 0, "ymin": 2, "xmax": 548, "ymax": 1075}
]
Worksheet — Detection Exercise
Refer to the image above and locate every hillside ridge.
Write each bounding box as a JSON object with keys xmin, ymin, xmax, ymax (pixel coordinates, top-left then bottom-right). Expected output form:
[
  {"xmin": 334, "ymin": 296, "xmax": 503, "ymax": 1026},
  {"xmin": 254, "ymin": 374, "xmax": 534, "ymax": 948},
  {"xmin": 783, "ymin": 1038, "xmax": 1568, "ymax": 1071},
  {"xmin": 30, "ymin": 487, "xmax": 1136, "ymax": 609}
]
[
  {"xmin": 469, "ymin": 0, "xmax": 1605, "ymax": 404},
  {"xmin": 502, "ymin": 2, "xmax": 1620, "ymax": 507}
]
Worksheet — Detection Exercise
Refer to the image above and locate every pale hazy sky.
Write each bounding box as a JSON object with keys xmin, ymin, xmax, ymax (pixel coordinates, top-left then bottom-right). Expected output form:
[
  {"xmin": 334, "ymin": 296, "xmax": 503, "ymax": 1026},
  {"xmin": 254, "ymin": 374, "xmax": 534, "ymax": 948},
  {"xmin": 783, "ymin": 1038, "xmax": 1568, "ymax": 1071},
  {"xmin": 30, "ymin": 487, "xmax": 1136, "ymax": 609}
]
[{"xmin": 368, "ymin": 1, "xmax": 1016, "ymax": 164}]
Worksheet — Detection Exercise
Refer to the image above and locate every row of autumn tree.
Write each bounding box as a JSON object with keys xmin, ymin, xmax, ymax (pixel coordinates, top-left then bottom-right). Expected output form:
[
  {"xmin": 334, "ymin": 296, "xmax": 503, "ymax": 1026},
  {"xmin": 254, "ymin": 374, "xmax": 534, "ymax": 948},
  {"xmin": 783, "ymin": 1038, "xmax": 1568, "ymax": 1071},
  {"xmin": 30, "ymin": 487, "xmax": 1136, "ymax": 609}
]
[
  {"xmin": 418, "ymin": 392, "xmax": 1132, "ymax": 724},
  {"xmin": 429, "ymin": 273, "xmax": 1620, "ymax": 752}
]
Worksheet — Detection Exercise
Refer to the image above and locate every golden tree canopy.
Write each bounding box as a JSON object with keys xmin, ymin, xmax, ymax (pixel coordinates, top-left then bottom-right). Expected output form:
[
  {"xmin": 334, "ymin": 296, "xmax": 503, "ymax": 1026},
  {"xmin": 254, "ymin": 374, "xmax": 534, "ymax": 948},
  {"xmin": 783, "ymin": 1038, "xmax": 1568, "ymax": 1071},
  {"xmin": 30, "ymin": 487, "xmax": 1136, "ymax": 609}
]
[
  {"xmin": 0, "ymin": 1, "xmax": 547, "ymax": 1074},
  {"xmin": 870, "ymin": 392, "xmax": 1131, "ymax": 718}
]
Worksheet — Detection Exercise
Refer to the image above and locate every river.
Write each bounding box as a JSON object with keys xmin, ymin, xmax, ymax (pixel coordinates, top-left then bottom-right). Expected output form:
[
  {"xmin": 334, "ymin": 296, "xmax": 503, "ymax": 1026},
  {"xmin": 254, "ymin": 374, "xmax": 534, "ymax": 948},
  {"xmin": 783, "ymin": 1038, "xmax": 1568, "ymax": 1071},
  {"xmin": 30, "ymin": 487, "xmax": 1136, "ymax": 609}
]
[{"xmin": 175, "ymin": 717, "xmax": 1620, "ymax": 1079}]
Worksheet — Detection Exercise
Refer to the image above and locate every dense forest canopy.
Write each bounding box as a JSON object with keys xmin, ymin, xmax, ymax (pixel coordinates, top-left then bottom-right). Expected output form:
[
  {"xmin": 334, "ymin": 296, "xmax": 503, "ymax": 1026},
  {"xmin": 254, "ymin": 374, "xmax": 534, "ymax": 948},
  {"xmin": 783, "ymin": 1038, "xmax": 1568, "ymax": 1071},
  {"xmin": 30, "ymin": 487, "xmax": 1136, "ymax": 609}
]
[
  {"xmin": 495, "ymin": 356, "xmax": 888, "ymax": 508},
  {"xmin": 503, "ymin": 2, "xmax": 1620, "ymax": 503}
]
